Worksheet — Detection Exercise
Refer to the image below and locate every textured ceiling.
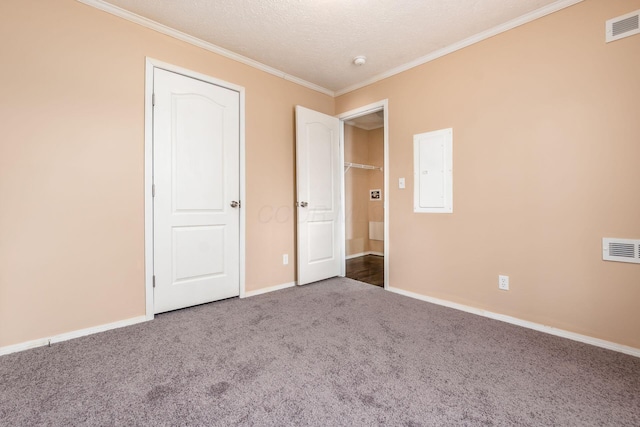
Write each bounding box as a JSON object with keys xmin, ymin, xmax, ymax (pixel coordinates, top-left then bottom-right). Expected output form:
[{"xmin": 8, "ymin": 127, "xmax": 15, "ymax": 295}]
[
  {"xmin": 346, "ymin": 112, "xmax": 384, "ymax": 131},
  {"xmin": 97, "ymin": 0, "xmax": 569, "ymax": 94}
]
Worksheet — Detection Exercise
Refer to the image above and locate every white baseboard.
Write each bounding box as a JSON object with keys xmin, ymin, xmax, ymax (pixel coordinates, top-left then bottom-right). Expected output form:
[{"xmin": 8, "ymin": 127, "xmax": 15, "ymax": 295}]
[
  {"xmin": 346, "ymin": 251, "xmax": 384, "ymax": 260},
  {"xmin": 346, "ymin": 252, "xmax": 367, "ymax": 260},
  {"xmin": 244, "ymin": 281, "xmax": 296, "ymax": 298},
  {"xmin": 2, "ymin": 281, "xmax": 296, "ymax": 356},
  {"xmin": 387, "ymin": 287, "xmax": 640, "ymax": 358},
  {"xmin": 0, "ymin": 315, "xmax": 148, "ymax": 357}
]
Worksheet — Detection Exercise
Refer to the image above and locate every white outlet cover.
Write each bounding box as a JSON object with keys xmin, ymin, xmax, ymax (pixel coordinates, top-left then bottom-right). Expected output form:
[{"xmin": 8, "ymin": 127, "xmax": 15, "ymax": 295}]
[
  {"xmin": 498, "ymin": 275, "xmax": 509, "ymax": 290},
  {"xmin": 399, "ymin": 178, "xmax": 405, "ymax": 189}
]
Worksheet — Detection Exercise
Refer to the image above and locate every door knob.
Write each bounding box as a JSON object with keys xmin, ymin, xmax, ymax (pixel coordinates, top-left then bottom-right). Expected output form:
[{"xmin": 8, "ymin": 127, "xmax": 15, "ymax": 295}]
[
  {"xmin": 299, "ymin": 201, "xmax": 308, "ymax": 208},
  {"xmin": 230, "ymin": 201, "xmax": 240, "ymax": 208}
]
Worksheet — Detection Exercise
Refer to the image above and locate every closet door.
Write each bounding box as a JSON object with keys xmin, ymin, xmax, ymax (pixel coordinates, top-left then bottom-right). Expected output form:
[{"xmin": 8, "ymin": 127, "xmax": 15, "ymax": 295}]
[
  {"xmin": 153, "ymin": 68, "xmax": 240, "ymax": 313},
  {"xmin": 295, "ymin": 106, "xmax": 341, "ymax": 285}
]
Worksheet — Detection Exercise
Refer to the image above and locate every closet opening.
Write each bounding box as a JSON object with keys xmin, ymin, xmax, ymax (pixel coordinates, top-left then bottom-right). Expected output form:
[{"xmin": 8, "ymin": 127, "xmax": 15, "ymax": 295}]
[{"xmin": 341, "ymin": 107, "xmax": 386, "ymax": 288}]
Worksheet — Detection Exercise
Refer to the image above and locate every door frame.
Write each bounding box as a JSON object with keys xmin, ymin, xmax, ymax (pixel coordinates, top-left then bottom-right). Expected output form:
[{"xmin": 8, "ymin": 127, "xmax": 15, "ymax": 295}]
[
  {"xmin": 337, "ymin": 100, "xmax": 389, "ymax": 289},
  {"xmin": 144, "ymin": 58, "xmax": 246, "ymax": 320}
]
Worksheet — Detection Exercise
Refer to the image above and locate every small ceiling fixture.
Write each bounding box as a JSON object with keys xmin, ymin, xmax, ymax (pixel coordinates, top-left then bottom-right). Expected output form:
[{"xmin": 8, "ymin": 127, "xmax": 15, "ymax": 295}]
[{"xmin": 353, "ymin": 56, "xmax": 367, "ymax": 66}]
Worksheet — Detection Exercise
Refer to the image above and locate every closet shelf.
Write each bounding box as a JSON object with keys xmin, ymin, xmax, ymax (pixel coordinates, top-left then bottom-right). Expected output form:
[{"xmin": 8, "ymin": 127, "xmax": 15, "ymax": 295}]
[{"xmin": 344, "ymin": 162, "xmax": 383, "ymax": 173}]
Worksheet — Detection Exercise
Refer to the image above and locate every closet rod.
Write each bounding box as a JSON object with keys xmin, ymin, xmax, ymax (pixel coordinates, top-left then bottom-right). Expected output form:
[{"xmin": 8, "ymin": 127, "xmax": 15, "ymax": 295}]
[{"xmin": 344, "ymin": 162, "xmax": 383, "ymax": 173}]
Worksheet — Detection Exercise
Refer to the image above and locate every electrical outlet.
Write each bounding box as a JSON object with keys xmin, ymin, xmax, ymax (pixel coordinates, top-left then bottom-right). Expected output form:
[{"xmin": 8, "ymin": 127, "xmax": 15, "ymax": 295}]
[
  {"xmin": 498, "ymin": 275, "xmax": 509, "ymax": 291},
  {"xmin": 399, "ymin": 178, "xmax": 405, "ymax": 189},
  {"xmin": 283, "ymin": 254, "xmax": 288, "ymax": 265}
]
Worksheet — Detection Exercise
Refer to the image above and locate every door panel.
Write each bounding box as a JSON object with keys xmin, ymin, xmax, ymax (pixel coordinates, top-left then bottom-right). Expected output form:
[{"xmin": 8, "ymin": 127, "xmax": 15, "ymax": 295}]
[
  {"xmin": 154, "ymin": 68, "xmax": 240, "ymax": 313},
  {"xmin": 296, "ymin": 106, "xmax": 341, "ymax": 285},
  {"xmin": 308, "ymin": 221, "xmax": 335, "ymax": 262},
  {"xmin": 173, "ymin": 226, "xmax": 225, "ymax": 281},
  {"xmin": 174, "ymin": 94, "xmax": 225, "ymax": 211},
  {"xmin": 308, "ymin": 127, "xmax": 334, "ymax": 210}
]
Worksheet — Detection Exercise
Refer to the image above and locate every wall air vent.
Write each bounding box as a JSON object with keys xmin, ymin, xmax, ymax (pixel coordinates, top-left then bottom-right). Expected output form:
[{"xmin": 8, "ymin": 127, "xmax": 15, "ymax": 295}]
[
  {"xmin": 602, "ymin": 238, "xmax": 640, "ymax": 264},
  {"xmin": 606, "ymin": 10, "xmax": 640, "ymax": 43}
]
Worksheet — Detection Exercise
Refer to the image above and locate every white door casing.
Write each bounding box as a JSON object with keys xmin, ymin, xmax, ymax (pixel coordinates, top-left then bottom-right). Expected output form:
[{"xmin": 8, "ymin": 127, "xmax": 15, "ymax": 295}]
[
  {"xmin": 295, "ymin": 106, "xmax": 342, "ymax": 285},
  {"xmin": 153, "ymin": 68, "xmax": 240, "ymax": 313},
  {"xmin": 336, "ymin": 100, "xmax": 389, "ymax": 289}
]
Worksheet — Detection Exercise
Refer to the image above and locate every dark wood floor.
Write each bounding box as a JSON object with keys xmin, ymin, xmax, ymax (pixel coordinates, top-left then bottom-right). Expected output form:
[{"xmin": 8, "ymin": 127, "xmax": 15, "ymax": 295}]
[{"xmin": 345, "ymin": 255, "xmax": 384, "ymax": 287}]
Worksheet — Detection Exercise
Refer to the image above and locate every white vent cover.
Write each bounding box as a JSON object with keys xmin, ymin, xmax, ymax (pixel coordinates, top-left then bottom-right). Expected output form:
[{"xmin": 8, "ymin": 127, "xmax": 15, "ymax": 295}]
[
  {"xmin": 602, "ymin": 238, "xmax": 640, "ymax": 264},
  {"xmin": 606, "ymin": 9, "xmax": 640, "ymax": 43}
]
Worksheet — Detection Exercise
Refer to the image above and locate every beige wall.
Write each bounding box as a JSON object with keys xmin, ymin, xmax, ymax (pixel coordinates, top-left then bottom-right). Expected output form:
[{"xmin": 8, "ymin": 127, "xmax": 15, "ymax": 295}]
[
  {"xmin": 336, "ymin": 0, "xmax": 640, "ymax": 348},
  {"xmin": 344, "ymin": 125, "xmax": 371, "ymax": 256},
  {"xmin": 367, "ymin": 128, "xmax": 384, "ymax": 254},
  {"xmin": 0, "ymin": 0, "xmax": 333, "ymax": 347}
]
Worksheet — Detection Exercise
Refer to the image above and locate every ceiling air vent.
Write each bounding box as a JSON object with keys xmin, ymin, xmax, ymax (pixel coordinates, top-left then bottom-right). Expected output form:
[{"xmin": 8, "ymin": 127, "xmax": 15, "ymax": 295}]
[
  {"xmin": 606, "ymin": 10, "xmax": 640, "ymax": 42},
  {"xmin": 602, "ymin": 238, "xmax": 640, "ymax": 264}
]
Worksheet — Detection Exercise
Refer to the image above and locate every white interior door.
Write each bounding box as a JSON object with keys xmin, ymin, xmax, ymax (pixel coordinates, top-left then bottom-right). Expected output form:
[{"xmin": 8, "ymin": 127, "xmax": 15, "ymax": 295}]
[
  {"xmin": 296, "ymin": 106, "xmax": 341, "ymax": 285},
  {"xmin": 153, "ymin": 68, "xmax": 240, "ymax": 313}
]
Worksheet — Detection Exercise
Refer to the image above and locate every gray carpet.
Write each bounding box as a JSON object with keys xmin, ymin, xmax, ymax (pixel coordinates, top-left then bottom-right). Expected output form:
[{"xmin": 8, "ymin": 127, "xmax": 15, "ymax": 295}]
[{"xmin": 1, "ymin": 278, "xmax": 639, "ymax": 426}]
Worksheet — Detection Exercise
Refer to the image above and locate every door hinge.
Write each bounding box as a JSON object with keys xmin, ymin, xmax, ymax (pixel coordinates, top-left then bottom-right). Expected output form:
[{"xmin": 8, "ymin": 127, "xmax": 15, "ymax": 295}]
[
  {"xmin": 152, "ymin": 93, "xmax": 155, "ymax": 107},
  {"xmin": 152, "ymin": 184, "xmax": 155, "ymax": 197},
  {"xmin": 153, "ymin": 275, "xmax": 156, "ymax": 288}
]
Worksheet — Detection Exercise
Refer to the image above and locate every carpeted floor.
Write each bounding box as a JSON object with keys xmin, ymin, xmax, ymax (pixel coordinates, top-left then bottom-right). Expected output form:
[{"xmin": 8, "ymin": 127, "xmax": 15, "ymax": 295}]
[{"xmin": 1, "ymin": 278, "xmax": 639, "ymax": 426}]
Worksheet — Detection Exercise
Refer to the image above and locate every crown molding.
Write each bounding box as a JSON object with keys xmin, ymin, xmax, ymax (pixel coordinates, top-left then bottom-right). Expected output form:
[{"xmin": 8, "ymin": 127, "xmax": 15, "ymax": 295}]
[
  {"xmin": 75, "ymin": 0, "xmax": 335, "ymax": 97},
  {"xmin": 77, "ymin": 0, "xmax": 582, "ymax": 99},
  {"xmin": 334, "ymin": 0, "xmax": 584, "ymax": 96}
]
